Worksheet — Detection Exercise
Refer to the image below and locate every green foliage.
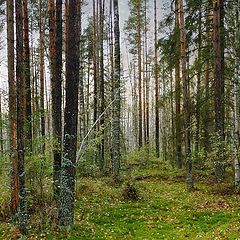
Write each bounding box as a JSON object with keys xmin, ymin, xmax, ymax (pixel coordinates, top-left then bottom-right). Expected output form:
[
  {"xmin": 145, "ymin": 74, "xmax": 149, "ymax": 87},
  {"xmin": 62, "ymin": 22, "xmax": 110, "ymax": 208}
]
[
  {"xmin": 206, "ymin": 134, "xmax": 234, "ymax": 170},
  {"xmin": 1, "ymin": 155, "xmax": 240, "ymax": 239}
]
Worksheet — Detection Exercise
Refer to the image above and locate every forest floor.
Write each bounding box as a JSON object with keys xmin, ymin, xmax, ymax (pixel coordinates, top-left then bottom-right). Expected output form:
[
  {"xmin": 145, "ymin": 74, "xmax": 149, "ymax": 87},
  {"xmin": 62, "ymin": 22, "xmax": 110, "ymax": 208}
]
[{"xmin": 1, "ymin": 151, "xmax": 240, "ymax": 239}]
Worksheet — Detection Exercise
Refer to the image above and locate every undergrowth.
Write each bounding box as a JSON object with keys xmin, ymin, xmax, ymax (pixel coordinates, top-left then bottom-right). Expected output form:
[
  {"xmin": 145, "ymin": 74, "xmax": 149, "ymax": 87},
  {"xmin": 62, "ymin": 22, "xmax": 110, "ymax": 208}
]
[{"xmin": 0, "ymin": 151, "xmax": 240, "ymax": 239}]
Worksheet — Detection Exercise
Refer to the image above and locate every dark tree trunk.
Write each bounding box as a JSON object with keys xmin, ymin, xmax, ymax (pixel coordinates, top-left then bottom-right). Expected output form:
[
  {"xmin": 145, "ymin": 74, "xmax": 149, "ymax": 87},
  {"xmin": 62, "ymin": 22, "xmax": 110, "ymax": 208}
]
[
  {"xmin": 154, "ymin": 0, "xmax": 159, "ymax": 158},
  {"xmin": 49, "ymin": 0, "xmax": 63, "ymax": 200},
  {"xmin": 195, "ymin": 2, "xmax": 202, "ymax": 157},
  {"xmin": 15, "ymin": 0, "xmax": 27, "ymax": 234},
  {"xmin": 179, "ymin": 0, "xmax": 193, "ymax": 189},
  {"xmin": 58, "ymin": 0, "xmax": 80, "ymax": 227},
  {"xmin": 175, "ymin": 0, "xmax": 182, "ymax": 169},
  {"xmin": 213, "ymin": 0, "xmax": 225, "ymax": 181},
  {"xmin": 137, "ymin": 2, "xmax": 142, "ymax": 149},
  {"xmin": 23, "ymin": 0, "xmax": 32, "ymax": 152},
  {"xmin": 99, "ymin": 0, "xmax": 105, "ymax": 174},
  {"xmin": 112, "ymin": 0, "xmax": 121, "ymax": 183},
  {"xmin": 7, "ymin": 0, "xmax": 19, "ymax": 215},
  {"xmin": 39, "ymin": 0, "xmax": 46, "ymax": 152}
]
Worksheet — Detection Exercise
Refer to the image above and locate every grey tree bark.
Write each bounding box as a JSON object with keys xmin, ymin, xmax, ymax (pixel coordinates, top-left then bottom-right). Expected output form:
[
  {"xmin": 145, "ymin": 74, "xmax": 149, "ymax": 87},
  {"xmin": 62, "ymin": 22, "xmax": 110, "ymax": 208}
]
[{"xmin": 112, "ymin": 0, "xmax": 121, "ymax": 183}]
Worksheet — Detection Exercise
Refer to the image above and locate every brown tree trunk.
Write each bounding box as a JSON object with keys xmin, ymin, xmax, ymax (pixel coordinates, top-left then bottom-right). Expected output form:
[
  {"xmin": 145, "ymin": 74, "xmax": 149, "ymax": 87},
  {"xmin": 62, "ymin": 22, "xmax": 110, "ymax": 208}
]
[
  {"xmin": 58, "ymin": 0, "xmax": 80, "ymax": 227},
  {"xmin": 93, "ymin": 0, "xmax": 98, "ymax": 133},
  {"xmin": 154, "ymin": 0, "xmax": 159, "ymax": 158},
  {"xmin": 213, "ymin": 0, "xmax": 225, "ymax": 181},
  {"xmin": 179, "ymin": 0, "xmax": 193, "ymax": 189},
  {"xmin": 39, "ymin": 0, "xmax": 46, "ymax": 153},
  {"xmin": 112, "ymin": 0, "xmax": 121, "ymax": 183},
  {"xmin": 99, "ymin": 0, "xmax": 105, "ymax": 174},
  {"xmin": 49, "ymin": 0, "xmax": 63, "ymax": 200},
  {"xmin": 7, "ymin": 0, "xmax": 19, "ymax": 215},
  {"xmin": 23, "ymin": 0, "xmax": 32, "ymax": 152},
  {"xmin": 145, "ymin": 0, "xmax": 149, "ymax": 149},
  {"xmin": 137, "ymin": 2, "xmax": 143, "ymax": 149},
  {"xmin": 15, "ymin": 0, "xmax": 27, "ymax": 234},
  {"xmin": 175, "ymin": 0, "xmax": 182, "ymax": 169},
  {"xmin": 195, "ymin": 2, "xmax": 202, "ymax": 157}
]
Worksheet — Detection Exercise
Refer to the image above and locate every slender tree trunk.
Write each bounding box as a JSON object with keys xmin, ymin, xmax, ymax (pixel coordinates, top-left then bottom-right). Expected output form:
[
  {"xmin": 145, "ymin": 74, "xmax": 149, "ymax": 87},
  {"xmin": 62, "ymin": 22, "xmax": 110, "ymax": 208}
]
[
  {"xmin": 16, "ymin": 0, "xmax": 27, "ymax": 234},
  {"xmin": 7, "ymin": 0, "xmax": 19, "ymax": 215},
  {"xmin": 49, "ymin": 0, "xmax": 63, "ymax": 200},
  {"xmin": 234, "ymin": 0, "xmax": 240, "ymax": 188},
  {"xmin": 144, "ymin": 0, "xmax": 149, "ymax": 149},
  {"xmin": 23, "ymin": 0, "xmax": 32, "ymax": 152},
  {"xmin": 175, "ymin": 0, "xmax": 182, "ymax": 169},
  {"xmin": 112, "ymin": 0, "xmax": 121, "ymax": 183},
  {"xmin": 58, "ymin": 0, "xmax": 80, "ymax": 227},
  {"xmin": 204, "ymin": 3, "xmax": 211, "ymax": 156},
  {"xmin": 38, "ymin": 0, "xmax": 46, "ymax": 153},
  {"xmin": 154, "ymin": 0, "xmax": 159, "ymax": 158},
  {"xmin": 137, "ymin": 2, "xmax": 142, "ymax": 149},
  {"xmin": 99, "ymin": 0, "xmax": 105, "ymax": 174},
  {"xmin": 93, "ymin": 0, "xmax": 98, "ymax": 141},
  {"xmin": 79, "ymin": 0, "xmax": 86, "ymax": 144},
  {"xmin": 213, "ymin": 0, "xmax": 225, "ymax": 181},
  {"xmin": 195, "ymin": 2, "xmax": 202, "ymax": 157},
  {"xmin": 179, "ymin": 0, "xmax": 193, "ymax": 189}
]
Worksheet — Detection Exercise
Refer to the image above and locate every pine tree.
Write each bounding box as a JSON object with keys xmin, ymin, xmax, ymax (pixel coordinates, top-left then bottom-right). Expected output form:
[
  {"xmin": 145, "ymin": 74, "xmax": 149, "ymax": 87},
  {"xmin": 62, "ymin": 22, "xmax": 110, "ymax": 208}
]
[
  {"xmin": 58, "ymin": 0, "xmax": 80, "ymax": 227},
  {"xmin": 15, "ymin": 0, "xmax": 27, "ymax": 234},
  {"xmin": 112, "ymin": 0, "xmax": 121, "ymax": 182}
]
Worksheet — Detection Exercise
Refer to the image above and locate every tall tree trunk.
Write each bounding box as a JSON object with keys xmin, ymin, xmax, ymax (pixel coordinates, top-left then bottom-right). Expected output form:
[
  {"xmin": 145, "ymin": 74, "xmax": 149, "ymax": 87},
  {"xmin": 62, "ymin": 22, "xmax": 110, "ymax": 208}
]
[
  {"xmin": 99, "ymin": 0, "xmax": 105, "ymax": 174},
  {"xmin": 175, "ymin": 0, "xmax": 182, "ymax": 169},
  {"xmin": 93, "ymin": 0, "xmax": 98, "ymax": 143},
  {"xmin": 137, "ymin": 1, "xmax": 142, "ymax": 149},
  {"xmin": 23, "ymin": 0, "xmax": 32, "ymax": 152},
  {"xmin": 7, "ymin": 0, "xmax": 19, "ymax": 215},
  {"xmin": 204, "ymin": 2, "xmax": 211, "ymax": 156},
  {"xmin": 112, "ymin": 0, "xmax": 121, "ymax": 183},
  {"xmin": 49, "ymin": 0, "xmax": 63, "ymax": 200},
  {"xmin": 179, "ymin": 0, "xmax": 193, "ymax": 189},
  {"xmin": 154, "ymin": 0, "xmax": 159, "ymax": 158},
  {"xmin": 213, "ymin": 0, "xmax": 225, "ymax": 181},
  {"xmin": 79, "ymin": 0, "xmax": 86, "ymax": 144},
  {"xmin": 234, "ymin": 0, "xmax": 240, "ymax": 188},
  {"xmin": 145, "ymin": 0, "xmax": 149, "ymax": 149},
  {"xmin": 15, "ymin": 0, "xmax": 27, "ymax": 234},
  {"xmin": 39, "ymin": 0, "xmax": 46, "ymax": 153},
  {"xmin": 195, "ymin": 2, "xmax": 202, "ymax": 157},
  {"xmin": 58, "ymin": 0, "xmax": 80, "ymax": 227}
]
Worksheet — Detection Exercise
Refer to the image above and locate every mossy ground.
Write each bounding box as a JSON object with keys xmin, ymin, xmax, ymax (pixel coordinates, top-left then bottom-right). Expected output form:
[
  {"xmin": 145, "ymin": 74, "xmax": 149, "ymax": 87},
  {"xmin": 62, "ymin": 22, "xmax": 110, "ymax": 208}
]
[{"xmin": 1, "ymin": 152, "xmax": 240, "ymax": 239}]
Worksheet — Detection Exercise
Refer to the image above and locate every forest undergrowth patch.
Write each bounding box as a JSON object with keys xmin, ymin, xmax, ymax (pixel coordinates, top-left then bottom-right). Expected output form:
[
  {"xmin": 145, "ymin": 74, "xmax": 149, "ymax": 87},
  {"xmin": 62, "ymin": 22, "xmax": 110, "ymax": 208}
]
[{"xmin": 1, "ymin": 157, "xmax": 240, "ymax": 239}]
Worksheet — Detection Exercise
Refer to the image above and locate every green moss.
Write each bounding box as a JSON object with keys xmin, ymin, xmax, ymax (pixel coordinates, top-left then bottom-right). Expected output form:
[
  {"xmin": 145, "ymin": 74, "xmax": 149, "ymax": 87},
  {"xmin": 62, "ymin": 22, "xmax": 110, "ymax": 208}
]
[{"xmin": 1, "ymin": 153, "xmax": 240, "ymax": 239}]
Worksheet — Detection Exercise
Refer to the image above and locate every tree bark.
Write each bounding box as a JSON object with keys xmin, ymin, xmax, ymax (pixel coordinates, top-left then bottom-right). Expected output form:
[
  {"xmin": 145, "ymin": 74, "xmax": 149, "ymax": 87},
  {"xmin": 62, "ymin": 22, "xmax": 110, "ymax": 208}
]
[
  {"xmin": 50, "ymin": 0, "xmax": 63, "ymax": 200},
  {"xmin": 15, "ymin": 0, "xmax": 27, "ymax": 234},
  {"xmin": 195, "ymin": 1, "xmax": 202, "ymax": 157},
  {"xmin": 213, "ymin": 0, "xmax": 225, "ymax": 181},
  {"xmin": 137, "ymin": 1, "xmax": 142, "ymax": 149},
  {"xmin": 99, "ymin": 0, "xmax": 105, "ymax": 174},
  {"xmin": 175, "ymin": 0, "xmax": 182, "ymax": 169},
  {"xmin": 179, "ymin": 0, "xmax": 193, "ymax": 189},
  {"xmin": 58, "ymin": 0, "xmax": 80, "ymax": 227},
  {"xmin": 23, "ymin": 0, "xmax": 32, "ymax": 152},
  {"xmin": 112, "ymin": 0, "xmax": 121, "ymax": 183},
  {"xmin": 154, "ymin": 0, "xmax": 159, "ymax": 158},
  {"xmin": 39, "ymin": 0, "xmax": 46, "ymax": 153},
  {"xmin": 7, "ymin": 0, "xmax": 19, "ymax": 215},
  {"xmin": 234, "ymin": 0, "xmax": 240, "ymax": 188}
]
